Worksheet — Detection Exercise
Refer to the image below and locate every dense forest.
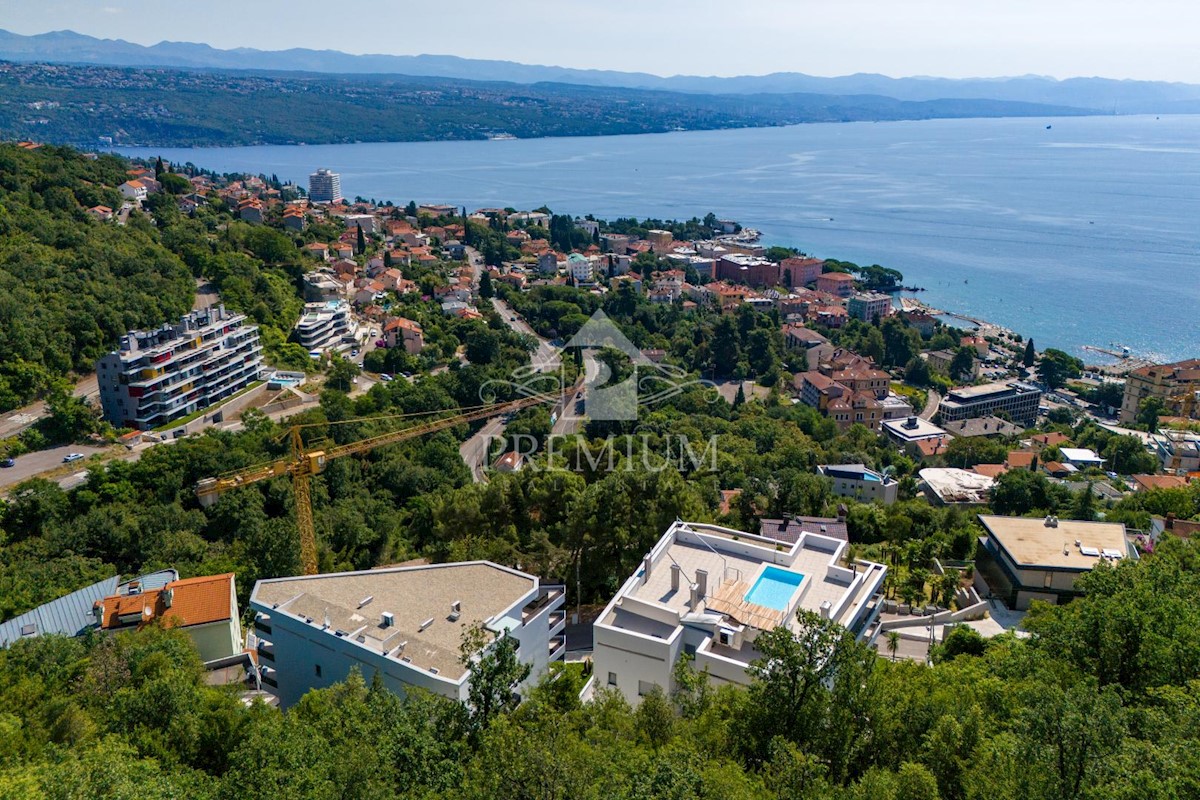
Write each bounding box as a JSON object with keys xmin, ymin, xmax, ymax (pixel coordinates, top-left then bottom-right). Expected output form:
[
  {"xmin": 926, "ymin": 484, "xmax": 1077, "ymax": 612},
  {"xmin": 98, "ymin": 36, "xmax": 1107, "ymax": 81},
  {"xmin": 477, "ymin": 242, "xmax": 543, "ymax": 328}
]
[
  {"xmin": 0, "ymin": 144, "xmax": 194, "ymax": 411},
  {"xmin": 0, "ymin": 61, "xmax": 1084, "ymax": 147}
]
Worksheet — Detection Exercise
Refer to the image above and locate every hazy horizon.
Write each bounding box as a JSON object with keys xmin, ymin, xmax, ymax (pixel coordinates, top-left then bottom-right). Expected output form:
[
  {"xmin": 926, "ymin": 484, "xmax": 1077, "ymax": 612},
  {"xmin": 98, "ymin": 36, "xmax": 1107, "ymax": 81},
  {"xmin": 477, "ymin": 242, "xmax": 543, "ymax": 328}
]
[{"xmin": 3, "ymin": 0, "xmax": 1199, "ymax": 83}]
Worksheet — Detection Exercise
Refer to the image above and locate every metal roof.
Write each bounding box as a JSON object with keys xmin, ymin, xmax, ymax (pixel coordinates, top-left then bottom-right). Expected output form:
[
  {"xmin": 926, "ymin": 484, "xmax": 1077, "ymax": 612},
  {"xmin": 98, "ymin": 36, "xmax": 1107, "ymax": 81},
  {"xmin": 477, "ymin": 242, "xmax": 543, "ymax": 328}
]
[{"xmin": 0, "ymin": 576, "xmax": 119, "ymax": 647}]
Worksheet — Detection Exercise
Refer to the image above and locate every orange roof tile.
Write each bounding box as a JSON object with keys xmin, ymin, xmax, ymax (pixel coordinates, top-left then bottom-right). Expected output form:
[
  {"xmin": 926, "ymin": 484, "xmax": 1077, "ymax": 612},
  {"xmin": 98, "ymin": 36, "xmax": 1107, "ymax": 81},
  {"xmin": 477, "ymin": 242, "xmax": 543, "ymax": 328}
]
[{"xmin": 160, "ymin": 573, "xmax": 235, "ymax": 628}]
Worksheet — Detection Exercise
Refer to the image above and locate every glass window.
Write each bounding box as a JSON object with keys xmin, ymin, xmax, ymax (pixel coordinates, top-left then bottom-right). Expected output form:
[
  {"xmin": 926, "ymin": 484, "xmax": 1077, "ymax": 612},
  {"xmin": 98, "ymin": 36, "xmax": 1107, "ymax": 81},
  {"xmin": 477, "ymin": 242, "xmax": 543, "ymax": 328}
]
[{"xmin": 607, "ymin": 671, "xmax": 617, "ymax": 687}]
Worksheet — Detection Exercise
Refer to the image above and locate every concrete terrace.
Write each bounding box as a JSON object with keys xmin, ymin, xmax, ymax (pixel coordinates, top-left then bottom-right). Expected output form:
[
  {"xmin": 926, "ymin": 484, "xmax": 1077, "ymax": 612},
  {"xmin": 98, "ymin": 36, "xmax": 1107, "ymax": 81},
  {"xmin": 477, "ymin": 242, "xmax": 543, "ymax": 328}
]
[{"xmin": 602, "ymin": 521, "xmax": 885, "ymax": 644}]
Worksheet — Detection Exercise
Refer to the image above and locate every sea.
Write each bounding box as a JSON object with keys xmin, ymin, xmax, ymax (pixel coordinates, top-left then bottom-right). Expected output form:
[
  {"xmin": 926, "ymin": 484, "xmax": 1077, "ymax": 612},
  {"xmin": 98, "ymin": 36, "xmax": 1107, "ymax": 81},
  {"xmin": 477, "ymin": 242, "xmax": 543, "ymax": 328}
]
[{"xmin": 118, "ymin": 114, "xmax": 1200, "ymax": 363}]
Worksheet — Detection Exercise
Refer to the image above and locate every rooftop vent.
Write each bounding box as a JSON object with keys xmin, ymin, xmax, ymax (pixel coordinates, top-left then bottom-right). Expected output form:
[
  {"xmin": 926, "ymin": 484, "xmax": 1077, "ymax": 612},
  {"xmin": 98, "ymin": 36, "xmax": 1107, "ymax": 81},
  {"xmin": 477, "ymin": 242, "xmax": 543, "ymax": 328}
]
[
  {"xmin": 419, "ymin": 617, "xmax": 435, "ymax": 632},
  {"xmin": 449, "ymin": 600, "xmax": 461, "ymax": 622},
  {"xmin": 903, "ymin": 416, "xmax": 919, "ymax": 430},
  {"xmin": 381, "ymin": 612, "xmax": 394, "ymax": 628},
  {"xmin": 401, "ymin": 655, "xmax": 412, "ymax": 663},
  {"xmin": 429, "ymin": 667, "xmax": 439, "ymax": 675},
  {"xmin": 358, "ymin": 595, "xmax": 374, "ymax": 609}
]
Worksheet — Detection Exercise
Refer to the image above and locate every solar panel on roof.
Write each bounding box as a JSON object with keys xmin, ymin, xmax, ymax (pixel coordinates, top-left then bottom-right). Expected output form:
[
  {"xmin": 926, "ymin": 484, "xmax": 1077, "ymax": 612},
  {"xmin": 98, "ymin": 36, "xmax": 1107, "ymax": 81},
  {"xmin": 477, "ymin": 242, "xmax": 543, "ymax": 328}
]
[{"xmin": 20, "ymin": 623, "xmax": 35, "ymax": 636}]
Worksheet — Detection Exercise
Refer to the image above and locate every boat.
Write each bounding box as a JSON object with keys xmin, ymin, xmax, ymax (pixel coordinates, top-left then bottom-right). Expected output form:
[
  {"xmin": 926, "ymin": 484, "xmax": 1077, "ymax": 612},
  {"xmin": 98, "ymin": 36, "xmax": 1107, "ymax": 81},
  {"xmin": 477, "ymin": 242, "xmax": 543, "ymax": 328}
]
[{"xmin": 1046, "ymin": 125, "xmax": 1052, "ymax": 130}]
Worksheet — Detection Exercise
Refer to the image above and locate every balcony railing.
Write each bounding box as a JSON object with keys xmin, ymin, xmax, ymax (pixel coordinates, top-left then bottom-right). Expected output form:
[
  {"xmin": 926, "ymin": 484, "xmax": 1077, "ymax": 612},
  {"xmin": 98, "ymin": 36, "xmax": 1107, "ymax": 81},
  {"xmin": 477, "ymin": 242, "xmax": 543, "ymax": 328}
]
[
  {"xmin": 522, "ymin": 585, "xmax": 565, "ymax": 624},
  {"xmin": 548, "ymin": 635, "xmax": 566, "ymax": 662}
]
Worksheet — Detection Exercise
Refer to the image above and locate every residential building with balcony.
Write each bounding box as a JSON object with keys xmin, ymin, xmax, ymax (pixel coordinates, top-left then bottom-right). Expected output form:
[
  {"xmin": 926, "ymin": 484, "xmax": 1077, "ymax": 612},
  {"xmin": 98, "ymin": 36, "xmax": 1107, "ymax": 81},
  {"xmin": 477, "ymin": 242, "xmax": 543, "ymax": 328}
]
[
  {"xmin": 818, "ymin": 464, "xmax": 899, "ymax": 504},
  {"xmin": 846, "ymin": 291, "xmax": 893, "ymax": 322},
  {"xmin": 975, "ymin": 515, "xmax": 1133, "ymax": 609},
  {"xmin": 816, "ymin": 271, "xmax": 856, "ymax": 297},
  {"xmin": 1119, "ymin": 358, "xmax": 1200, "ymax": 425},
  {"xmin": 590, "ymin": 521, "xmax": 885, "ymax": 705},
  {"xmin": 96, "ymin": 305, "xmax": 263, "ymax": 430},
  {"xmin": 938, "ymin": 381, "xmax": 1042, "ymax": 428},
  {"xmin": 250, "ymin": 562, "xmax": 565, "ymax": 708},
  {"xmin": 294, "ymin": 300, "xmax": 352, "ymax": 352},
  {"xmin": 308, "ymin": 168, "xmax": 342, "ymax": 204}
]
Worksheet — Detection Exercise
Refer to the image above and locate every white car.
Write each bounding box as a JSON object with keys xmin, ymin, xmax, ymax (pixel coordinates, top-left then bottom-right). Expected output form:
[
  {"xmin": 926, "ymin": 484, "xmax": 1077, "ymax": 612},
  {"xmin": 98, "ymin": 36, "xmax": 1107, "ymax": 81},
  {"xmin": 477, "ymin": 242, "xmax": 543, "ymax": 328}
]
[{"xmin": 63, "ymin": 453, "xmax": 85, "ymax": 463}]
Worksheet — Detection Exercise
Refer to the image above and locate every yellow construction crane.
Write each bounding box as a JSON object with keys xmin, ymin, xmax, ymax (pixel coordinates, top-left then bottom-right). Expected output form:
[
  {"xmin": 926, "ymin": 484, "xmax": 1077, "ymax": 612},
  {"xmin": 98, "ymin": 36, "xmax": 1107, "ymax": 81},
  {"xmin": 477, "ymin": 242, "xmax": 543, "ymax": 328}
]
[
  {"xmin": 1167, "ymin": 390, "xmax": 1198, "ymax": 421},
  {"xmin": 195, "ymin": 391, "xmax": 559, "ymax": 575}
]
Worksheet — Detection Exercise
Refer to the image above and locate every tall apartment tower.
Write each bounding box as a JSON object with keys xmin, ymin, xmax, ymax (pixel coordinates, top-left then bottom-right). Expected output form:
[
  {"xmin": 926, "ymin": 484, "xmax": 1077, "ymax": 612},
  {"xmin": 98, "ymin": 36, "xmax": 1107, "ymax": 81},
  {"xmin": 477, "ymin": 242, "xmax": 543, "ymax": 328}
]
[
  {"xmin": 96, "ymin": 305, "xmax": 263, "ymax": 431},
  {"xmin": 308, "ymin": 168, "xmax": 343, "ymax": 204}
]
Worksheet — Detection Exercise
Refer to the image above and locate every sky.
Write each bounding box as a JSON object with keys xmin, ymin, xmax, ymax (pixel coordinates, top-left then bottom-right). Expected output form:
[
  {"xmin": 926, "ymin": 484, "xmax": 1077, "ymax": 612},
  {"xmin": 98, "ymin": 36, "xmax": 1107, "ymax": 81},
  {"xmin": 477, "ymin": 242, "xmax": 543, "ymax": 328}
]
[{"xmin": 3, "ymin": 0, "xmax": 1198, "ymax": 82}]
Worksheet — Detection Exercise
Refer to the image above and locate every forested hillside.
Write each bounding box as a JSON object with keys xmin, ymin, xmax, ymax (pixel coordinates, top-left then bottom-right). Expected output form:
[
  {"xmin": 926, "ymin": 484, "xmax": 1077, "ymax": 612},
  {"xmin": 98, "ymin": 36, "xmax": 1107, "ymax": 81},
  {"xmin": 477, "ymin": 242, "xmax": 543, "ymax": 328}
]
[
  {"xmin": 0, "ymin": 143, "xmax": 193, "ymax": 410},
  {"xmin": 0, "ymin": 62, "xmax": 1085, "ymax": 147},
  {"xmin": 4, "ymin": 537, "xmax": 1200, "ymax": 798}
]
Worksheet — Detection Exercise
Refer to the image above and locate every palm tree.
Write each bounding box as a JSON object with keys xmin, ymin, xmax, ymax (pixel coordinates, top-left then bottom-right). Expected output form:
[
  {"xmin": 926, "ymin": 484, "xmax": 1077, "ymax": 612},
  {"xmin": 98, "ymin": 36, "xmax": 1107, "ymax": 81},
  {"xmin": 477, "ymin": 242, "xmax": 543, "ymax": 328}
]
[{"xmin": 886, "ymin": 631, "xmax": 901, "ymax": 662}]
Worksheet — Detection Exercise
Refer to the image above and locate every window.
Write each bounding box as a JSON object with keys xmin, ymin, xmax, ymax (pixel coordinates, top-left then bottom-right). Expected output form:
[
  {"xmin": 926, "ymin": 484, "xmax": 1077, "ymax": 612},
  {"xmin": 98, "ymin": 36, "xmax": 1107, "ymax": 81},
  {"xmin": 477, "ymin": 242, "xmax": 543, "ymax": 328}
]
[
  {"xmin": 607, "ymin": 671, "xmax": 617, "ymax": 687},
  {"xmin": 314, "ymin": 664, "xmax": 322, "ymax": 678},
  {"xmin": 1043, "ymin": 573, "xmax": 1053, "ymax": 589},
  {"xmin": 638, "ymin": 680, "xmax": 659, "ymax": 697}
]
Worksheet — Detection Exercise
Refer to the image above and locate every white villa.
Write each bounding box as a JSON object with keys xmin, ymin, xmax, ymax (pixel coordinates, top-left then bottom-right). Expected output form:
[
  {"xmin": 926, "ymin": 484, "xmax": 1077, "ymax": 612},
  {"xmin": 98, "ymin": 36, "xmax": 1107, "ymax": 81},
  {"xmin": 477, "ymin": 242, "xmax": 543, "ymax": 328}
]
[{"xmin": 590, "ymin": 521, "xmax": 886, "ymax": 704}]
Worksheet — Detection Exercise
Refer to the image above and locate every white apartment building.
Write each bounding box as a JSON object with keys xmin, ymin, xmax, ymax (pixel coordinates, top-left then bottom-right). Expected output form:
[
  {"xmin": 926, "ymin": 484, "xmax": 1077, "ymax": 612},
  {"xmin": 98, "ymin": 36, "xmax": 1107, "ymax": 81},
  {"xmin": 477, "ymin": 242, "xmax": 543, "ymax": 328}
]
[
  {"xmin": 591, "ymin": 521, "xmax": 886, "ymax": 705},
  {"xmin": 308, "ymin": 168, "xmax": 343, "ymax": 204},
  {"xmin": 294, "ymin": 300, "xmax": 352, "ymax": 352},
  {"xmin": 568, "ymin": 253, "xmax": 595, "ymax": 283},
  {"xmin": 97, "ymin": 305, "xmax": 263, "ymax": 430},
  {"xmin": 250, "ymin": 562, "xmax": 565, "ymax": 708}
]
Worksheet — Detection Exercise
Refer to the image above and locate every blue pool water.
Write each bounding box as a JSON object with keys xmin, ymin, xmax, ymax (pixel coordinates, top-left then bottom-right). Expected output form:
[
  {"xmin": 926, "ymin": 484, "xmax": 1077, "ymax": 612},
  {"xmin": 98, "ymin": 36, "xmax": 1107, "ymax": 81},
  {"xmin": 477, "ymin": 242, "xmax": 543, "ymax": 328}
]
[{"xmin": 745, "ymin": 567, "xmax": 805, "ymax": 611}]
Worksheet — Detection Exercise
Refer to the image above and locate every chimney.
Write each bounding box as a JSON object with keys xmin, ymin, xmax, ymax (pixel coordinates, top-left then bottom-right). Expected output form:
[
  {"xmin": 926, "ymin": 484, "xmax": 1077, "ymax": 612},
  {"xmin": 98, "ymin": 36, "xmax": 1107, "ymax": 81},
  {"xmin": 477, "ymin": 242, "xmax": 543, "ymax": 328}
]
[
  {"xmin": 670, "ymin": 563, "xmax": 681, "ymax": 592},
  {"xmin": 161, "ymin": 588, "xmax": 173, "ymax": 609},
  {"xmin": 819, "ymin": 600, "xmax": 832, "ymax": 619},
  {"xmin": 381, "ymin": 612, "xmax": 394, "ymax": 628},
  {"xmin": 837, "ymin": 503, "xmax": 848, "ymax": 523},
  {"xmin": 695, "ymin": 569, "xmax": 708, "ymax": 598},
  {"xmin": 689, "ymin": 582, "xmax": 701, "ymax": 611},
  {"xmin": 642, "ymin": 554, "xmax": 653, "ymax": 584}
]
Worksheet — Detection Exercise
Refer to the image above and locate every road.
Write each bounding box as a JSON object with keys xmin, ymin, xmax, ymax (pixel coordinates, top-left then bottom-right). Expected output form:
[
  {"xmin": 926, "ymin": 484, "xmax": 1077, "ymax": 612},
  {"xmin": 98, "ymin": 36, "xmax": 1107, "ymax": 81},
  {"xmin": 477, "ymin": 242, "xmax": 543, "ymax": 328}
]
[
  {"xmin": 919, "ymin": 388, "xmax": 942, "ymax": 421},
  {"xmin": 459, "ymin": 417, "xmax": 506, "ymax": 483},
  {"xmin": 491, "ymin": 297, "xmax": 560, "ymax": 371},
  {"xmin": 0, "ymin": 443, "xmax": 118, "ymax": 491},
  {"xmin": 0, "ymin": 373, "xmax": 100, "ymax": 441}
]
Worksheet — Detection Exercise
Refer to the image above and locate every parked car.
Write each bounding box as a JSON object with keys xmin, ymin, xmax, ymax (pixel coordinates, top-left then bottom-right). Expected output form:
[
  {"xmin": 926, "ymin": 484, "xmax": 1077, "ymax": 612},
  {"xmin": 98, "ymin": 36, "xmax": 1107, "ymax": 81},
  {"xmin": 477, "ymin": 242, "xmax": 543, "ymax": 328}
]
[
  {"xmin": 1, "ymin": 457, "xmax": 14, "ymax": 468},
  {"xmin": 63, "ymin": 453, "xmax": 84, "ymax": 463},
  {"xmin": 379, "ymin": 373, "xmax": 393, "ymax": 382}
]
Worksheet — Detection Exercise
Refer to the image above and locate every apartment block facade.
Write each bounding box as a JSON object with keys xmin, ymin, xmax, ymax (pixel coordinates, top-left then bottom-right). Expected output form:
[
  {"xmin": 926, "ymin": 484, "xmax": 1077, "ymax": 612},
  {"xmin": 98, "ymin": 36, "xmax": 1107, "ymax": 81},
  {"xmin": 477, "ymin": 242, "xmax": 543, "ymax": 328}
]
[
  {"xmin": 1119, "ymin": 358, "xmax": 1200, "ymax": 425},
  {"xmin": 97, "ymin": 305, "xmax": 263, "ymax": 430},
  {"xmin": 308, "ymin": 168, "xmax": 343, "ymax": 204},
  {"xmin": 250, "ymin": 562, "xmax": 565, "ymax": 708},
  {"xmin": 938, "ymin": 381, "xmax": 1042, "ymax": 428}
]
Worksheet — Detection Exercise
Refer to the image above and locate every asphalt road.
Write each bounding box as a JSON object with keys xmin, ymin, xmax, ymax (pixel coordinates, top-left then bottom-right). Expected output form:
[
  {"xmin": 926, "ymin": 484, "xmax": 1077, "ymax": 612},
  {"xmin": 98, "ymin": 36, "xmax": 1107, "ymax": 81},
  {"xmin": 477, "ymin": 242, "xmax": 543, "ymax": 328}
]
[
  {"xmin": 459, "ymin": 416, "xmax": 507, "ymax": 483},
  {"xmin": 492, "ymin": 297, "xmax": 560, "ymax": 371},
  {"xmin": 0, "ymin": 443, "xmax": 116, "ymax": 490}
]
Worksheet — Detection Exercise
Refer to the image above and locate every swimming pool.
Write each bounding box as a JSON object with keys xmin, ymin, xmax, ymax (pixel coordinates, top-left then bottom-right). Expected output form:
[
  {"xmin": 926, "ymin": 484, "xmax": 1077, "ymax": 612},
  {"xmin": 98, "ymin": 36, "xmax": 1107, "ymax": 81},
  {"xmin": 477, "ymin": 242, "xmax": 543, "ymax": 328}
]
[{"xmin": 744, "ymin": 566, "xmax": 805, "ymax": 611}]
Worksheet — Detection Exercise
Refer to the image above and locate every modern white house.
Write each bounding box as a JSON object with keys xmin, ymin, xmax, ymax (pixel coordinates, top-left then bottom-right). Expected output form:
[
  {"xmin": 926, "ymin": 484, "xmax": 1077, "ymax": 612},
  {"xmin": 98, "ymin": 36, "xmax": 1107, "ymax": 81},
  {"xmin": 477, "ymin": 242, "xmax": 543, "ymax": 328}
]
[
  {"xmin": 294, "ymin": 300, "xmax": 352, "ymax": 352},
  {"xmin": 817, "ymin": 464, "xmax": 899, "ymax": 505},
  {"xmin": 249, "ymin": 562, "xmax": 565, "ymax": 708},
  {"xmin": 590, "ymin": 521, "xmax": 886, "ymax": 705}
]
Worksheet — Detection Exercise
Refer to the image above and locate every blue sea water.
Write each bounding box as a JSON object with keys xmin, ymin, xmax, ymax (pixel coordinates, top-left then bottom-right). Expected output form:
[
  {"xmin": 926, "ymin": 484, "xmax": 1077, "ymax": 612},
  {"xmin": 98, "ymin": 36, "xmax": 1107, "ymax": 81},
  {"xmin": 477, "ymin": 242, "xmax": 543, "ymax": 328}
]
[{"xmin": 119, "ymin": 114, "xmax": 1200, "ymax": 361}]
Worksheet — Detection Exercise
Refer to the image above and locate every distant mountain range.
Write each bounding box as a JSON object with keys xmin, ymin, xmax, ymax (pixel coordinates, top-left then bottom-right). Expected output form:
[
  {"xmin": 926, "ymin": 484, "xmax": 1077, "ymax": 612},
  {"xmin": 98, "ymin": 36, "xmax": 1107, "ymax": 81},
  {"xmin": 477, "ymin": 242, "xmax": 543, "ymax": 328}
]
[{"xmin": 4, "ymin": 28, "xmax": 1200, "ymax": 114}]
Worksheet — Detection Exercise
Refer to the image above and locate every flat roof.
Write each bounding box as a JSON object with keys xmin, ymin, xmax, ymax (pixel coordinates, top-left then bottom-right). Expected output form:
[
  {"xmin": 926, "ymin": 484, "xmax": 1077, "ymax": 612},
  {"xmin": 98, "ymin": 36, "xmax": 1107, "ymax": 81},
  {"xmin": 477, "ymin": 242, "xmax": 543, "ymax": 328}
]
[
  {"xmin": 882, "ymin": 416, "xmax": 946, "ymax": 441},
  {"xmin": 618, "ymin": 526, "xmax": 853, "ymax": 626},
  {"xmin": 920, "ymin": 468, "xmax": 995, "ymax": 503},
  {"xmin": 979, "ymin": 515, "xmax": 1129, "ymax": 570},
  {"xmin": 252, "ymin": 562, "xmax": 536, "ymax": 680},
  {"xmin": 946, "ymin": 381, "xmax": 1039, "ymax": 401}
]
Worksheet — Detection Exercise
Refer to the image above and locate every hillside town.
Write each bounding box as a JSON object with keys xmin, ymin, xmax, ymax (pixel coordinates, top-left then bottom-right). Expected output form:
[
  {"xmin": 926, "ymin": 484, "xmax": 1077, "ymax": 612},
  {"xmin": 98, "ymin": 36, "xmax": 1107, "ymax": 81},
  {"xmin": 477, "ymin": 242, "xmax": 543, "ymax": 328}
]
[{"xmin": 1, "ymin": 146, "xmax": 1199, "ymax": 800}]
